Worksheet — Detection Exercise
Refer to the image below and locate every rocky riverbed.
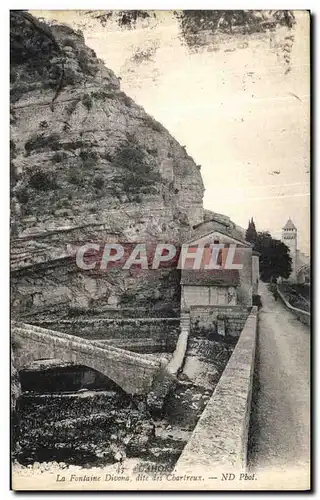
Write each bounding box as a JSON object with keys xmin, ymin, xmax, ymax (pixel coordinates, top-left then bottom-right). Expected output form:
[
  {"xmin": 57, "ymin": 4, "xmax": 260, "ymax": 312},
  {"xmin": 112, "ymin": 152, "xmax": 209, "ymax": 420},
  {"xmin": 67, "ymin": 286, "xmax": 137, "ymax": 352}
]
[{"xmin": 13, "ymin": 335, "xmax": 235, "ymax": 475}]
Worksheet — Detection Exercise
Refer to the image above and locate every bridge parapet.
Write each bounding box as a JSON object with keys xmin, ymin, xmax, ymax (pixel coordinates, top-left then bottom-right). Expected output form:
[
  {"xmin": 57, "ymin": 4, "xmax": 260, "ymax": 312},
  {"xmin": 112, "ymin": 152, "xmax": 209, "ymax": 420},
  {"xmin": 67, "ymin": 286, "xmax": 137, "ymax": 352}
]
[
  {"xmin": 175, "ymin": 307, "xmax": 258, "ymax": 474},
  {"xmin": 12, "ymin": 321, "xmax": 157, "ymax": 364}
]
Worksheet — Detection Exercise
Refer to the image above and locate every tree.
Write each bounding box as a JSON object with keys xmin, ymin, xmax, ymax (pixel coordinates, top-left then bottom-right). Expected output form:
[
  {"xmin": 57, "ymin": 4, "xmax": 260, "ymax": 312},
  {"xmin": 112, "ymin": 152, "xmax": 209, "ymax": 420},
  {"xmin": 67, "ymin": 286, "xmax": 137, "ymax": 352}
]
[
  {"xmin": 253, "ymin": 231, "xmax": 292, "ymax": 282},
  {"xmin": 245, "ymin": 217, "xmax": 257, "ymax": 244},
  {"xmin": 174, "ymin": 10, "xmax": 295, "ymax": 50},
  {"xmin": 91, "ymin": 10, "xmax": 296, "ymax": 73}
]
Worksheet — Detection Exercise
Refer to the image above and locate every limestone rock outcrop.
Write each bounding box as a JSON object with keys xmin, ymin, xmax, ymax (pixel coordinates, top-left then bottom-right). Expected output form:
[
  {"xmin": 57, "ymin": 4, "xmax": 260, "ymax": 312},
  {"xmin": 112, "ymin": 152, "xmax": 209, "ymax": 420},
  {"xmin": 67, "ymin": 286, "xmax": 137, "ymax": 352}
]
[{"xmin": 10, "ymin": 12, "xmax": 204, "ymax": 319}]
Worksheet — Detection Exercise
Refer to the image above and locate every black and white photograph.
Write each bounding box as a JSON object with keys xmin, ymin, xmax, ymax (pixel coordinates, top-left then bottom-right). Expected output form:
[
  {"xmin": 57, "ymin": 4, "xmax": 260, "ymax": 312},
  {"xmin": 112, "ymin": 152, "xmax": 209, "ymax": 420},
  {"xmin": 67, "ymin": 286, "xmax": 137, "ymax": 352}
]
[{"xmin": 10, "ymin": 8, "xmax": 310, "ymax": 491}]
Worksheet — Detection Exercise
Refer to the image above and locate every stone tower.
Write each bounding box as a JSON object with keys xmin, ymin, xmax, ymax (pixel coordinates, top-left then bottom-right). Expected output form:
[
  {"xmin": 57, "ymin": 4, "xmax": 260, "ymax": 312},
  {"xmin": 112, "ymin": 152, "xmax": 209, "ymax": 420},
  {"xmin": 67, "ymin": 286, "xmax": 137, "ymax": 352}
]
[{"xmin": 282, "ymin": 218, "xmax": 297, "ymax": 281}]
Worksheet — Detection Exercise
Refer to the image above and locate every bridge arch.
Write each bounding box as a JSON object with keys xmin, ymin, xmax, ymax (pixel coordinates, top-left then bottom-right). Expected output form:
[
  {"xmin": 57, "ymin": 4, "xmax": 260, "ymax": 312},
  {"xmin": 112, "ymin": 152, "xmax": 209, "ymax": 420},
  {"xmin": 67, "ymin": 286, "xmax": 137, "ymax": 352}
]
[
  {"xmin": 18, "ymin": 354, "xmax": 127, "ymax": 394},
  {"xmin": 16, "ymin": 346, "xmax": 128, "ymax": 393}
]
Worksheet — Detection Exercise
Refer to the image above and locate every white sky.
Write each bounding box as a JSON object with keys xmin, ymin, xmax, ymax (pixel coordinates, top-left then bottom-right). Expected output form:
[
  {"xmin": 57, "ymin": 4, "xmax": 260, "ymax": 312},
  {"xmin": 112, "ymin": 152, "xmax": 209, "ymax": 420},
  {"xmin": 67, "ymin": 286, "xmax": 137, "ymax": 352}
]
[{"xmin": 32, "ymin": 10, "xmax": 310, "ymax": 254}]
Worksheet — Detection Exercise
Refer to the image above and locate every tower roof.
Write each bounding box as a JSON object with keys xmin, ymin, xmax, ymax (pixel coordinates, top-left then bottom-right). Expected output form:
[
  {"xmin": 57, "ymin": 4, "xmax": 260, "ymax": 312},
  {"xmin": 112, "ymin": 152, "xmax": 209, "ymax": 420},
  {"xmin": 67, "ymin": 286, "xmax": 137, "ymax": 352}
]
[{"xmin": 283, "ymin": 218, "xmax": 297, "ymax": 230}]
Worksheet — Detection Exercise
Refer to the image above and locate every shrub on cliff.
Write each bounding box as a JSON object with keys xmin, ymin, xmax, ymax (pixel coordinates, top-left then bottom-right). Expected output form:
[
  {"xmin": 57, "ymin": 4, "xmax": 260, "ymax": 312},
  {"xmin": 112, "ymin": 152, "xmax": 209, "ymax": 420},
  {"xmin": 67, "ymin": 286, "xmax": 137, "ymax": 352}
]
[
  {"xmin": 82, "ymin": 93, "xmax": 93, "ymax": 110},
  {"xmin": 15, "ymin": 185, "xmax": 29, "ymax": 204},
  {"xmin": 254, "ymin": 231, "xmax": 292, "ymax": 282},
  {"xmin": 68, "ymin": 170, "xmax": 85, "ymax": 186},
  {"xmin": 51, "ymin": 151, "xmax": 68, "ymax": 163},
  {"xmin": 29, "ymin": 169, "xmax": 58, "ymax": 191},
  {"xmin": 25, "ymin": 133, "xmax": 60, "ymax": 155},
  {"xmin": 113, "ymin": 142, "xmax": 161, "ymax": 199}
]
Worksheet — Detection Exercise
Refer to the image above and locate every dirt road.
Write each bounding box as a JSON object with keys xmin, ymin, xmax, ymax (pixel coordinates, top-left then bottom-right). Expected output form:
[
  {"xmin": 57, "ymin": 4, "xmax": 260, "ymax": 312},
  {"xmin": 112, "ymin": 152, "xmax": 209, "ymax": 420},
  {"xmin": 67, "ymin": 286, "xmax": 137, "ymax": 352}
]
[{"xmin": 249, "ymin": 281, "xmax": 310, "ymax": 477}]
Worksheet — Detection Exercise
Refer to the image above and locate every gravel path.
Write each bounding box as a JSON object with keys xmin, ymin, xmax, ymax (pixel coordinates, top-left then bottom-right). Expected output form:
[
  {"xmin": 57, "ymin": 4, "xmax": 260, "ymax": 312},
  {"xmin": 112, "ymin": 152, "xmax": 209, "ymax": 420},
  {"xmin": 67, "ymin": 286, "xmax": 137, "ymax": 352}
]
[{"xmin": 249, "ymin": 281, "xmax": 310, "ymax": 477}]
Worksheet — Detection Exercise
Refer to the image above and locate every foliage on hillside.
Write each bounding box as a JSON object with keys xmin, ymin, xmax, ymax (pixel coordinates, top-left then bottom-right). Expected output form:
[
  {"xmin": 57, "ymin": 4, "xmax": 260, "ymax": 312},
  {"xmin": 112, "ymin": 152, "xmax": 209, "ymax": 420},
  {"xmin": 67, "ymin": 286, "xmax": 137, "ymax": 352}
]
[
  {"xmin": 245, "ymin": 217, "xmax": 258, "ymax": 244},
  {"xmin": 254, "ymin": 231, "xmax": 292, "ymax": 282}
]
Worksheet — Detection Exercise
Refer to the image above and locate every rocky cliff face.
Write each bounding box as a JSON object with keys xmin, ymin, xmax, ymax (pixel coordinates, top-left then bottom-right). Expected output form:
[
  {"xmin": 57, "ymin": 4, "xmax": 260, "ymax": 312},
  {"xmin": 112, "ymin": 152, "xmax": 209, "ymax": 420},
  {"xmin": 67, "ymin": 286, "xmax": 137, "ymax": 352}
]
[{"xmin": 10, "ymin": 12, "xmax": 204, "ymax": 318}]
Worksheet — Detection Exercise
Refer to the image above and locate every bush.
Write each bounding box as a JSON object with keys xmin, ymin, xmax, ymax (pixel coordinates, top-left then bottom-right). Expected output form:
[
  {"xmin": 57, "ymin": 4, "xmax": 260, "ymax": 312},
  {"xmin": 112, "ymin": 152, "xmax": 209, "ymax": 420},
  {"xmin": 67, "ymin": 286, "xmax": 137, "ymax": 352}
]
[
  {"xmin": 10, "ymin": 140, "xmax": 17, "ymax": 159},
  {"xmin": 252, "ymin": 294, "xmax": 262, "ymax": 309},
  {"xmin": 62, "ymin": 139, "xmax": 86, "ymax": 152},
  {"xmin": 119, "ymin": 92, "xmax": 132, "ymax": 107},
  {"xmin": 133, "ymin": 194, "xmax": 143, "ymax": 203},
  {"xmin": 68, "ymin": 170, "xmax": 84, "ymax": 186},
  {"xmin": 92, "ymin": 174, "xmax": 105, "ymax": 190},
  {"xmin": 15, "ymin": 186, "xmax": 29, "ymax": 204},
  {"xmin": 10, "ymin": 109, "xmax": 17, "ymax": 125},
  {"xmin": 120, "ymin": 292, "xmax": 136, "ymax": 305},
  {"xmin": 143, "ymin": 115, "xmax": 164, "ymax": 133},
  {"xmin": 51, "ymin": 151, "xmax": 68, "ymax": 163},
  {"xmin": 68, "ymin": 307, "xmax": 87, "ymax": 318},
  {"xmin": 113, "ymin": 142, "xmax": 161, "ymax": 198},
  {"xmin": 78, "ymin": 49, "xmax": 98, "ymax": 76},
  {"xmin": 82, "ymin": 93, "xmax": 93, "ymax": 110},
  {"xmin": 79, "ymin": 149, "xmax": 99, "ymax": 162},
  {"xmin": 91, "ymin": 90, "xmax": 110, "ymax": 100},
  {"xmin": 62, "ymin": 38, "xmax": 78, "ymax": 50},
  {"xmin": 25, "ymin": 133, "xmax": 60, "ymax": 155},
  {"xmin": 79, "ymin": 149, "xmax": 99, "ymax": 169},
  {"xmin": 10, "ymin": 162, "xmax": 20, "ymax": 189},
  {"xmin": 28, "ymin": 169, "xmax": 58, "ymax": 191}
]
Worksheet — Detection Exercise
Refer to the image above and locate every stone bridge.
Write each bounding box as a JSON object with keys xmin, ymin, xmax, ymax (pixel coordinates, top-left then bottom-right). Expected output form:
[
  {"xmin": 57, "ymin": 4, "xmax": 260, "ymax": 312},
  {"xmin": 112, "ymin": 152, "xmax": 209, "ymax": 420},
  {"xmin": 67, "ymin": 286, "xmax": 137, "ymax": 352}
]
[{"xmin": 11, "ymin": 321, "xmax": 161, "ymax": 395}]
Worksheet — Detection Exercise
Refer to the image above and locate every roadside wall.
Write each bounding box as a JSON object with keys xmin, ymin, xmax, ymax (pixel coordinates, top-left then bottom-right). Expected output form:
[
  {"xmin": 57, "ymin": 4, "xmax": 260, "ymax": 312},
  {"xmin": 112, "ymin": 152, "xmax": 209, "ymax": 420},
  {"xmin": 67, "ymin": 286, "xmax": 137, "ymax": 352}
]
[
  {"xmin": 277, "ymin": 286, "xmax": 310, "ymax": 326},
  {"xmin": 175, "ymin": 307, "xmax": 258, "ymax": 474}
]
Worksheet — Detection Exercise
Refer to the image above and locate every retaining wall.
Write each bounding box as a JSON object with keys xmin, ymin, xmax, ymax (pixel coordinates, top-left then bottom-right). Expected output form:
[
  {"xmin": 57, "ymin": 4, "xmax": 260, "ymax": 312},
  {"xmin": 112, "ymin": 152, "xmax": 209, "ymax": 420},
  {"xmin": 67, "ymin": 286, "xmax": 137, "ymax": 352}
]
[
  {"xmin": 175, "ymin": 307, "xmax": 258, "ymax": 474},
  {"xmin": 190, "ymin": 305, "xmax": 251, "ymax": 337},
  {"xmin": 31, "ymin": 318, "xmax": 180, "ymax": 345},
  {"xmin": 94, "ymin": 338, "xmax": 172, "ymax": 353}
]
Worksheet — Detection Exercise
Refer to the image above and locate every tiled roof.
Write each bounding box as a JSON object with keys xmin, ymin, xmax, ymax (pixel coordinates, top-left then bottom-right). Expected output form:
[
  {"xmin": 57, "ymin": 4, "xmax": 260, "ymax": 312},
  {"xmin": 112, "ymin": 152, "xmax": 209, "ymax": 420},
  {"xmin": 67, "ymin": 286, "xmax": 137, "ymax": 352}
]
[
  {"xmin": 190, "ymin": 219, "xmax": 250, "ymax": 246},
  {"xmin": 283, "ymin": 218, "xmax": 297, "ymax": 230},
  {"xmin": 181, "ymin": 269, "xmax": 240, "ymax": 287}
]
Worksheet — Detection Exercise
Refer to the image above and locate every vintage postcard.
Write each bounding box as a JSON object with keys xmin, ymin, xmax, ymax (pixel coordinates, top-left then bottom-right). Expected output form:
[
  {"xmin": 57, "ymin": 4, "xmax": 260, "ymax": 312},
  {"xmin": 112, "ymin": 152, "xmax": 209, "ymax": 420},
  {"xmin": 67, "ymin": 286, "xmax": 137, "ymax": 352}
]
[{"xmin": 10, "ymin": 9, "xmax": 310, "ymax": 491}]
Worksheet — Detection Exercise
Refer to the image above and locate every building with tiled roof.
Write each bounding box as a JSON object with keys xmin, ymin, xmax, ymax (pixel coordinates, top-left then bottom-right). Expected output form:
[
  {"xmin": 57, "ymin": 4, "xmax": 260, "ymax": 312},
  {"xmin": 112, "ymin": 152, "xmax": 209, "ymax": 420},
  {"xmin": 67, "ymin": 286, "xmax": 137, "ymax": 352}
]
[
  {"xmin": 180, "ymin": 212, "xmax": 260, "ymax": 309},
  {"xmin": 181, "ymin": 269, "xmax": 240, "ymax": 287}
]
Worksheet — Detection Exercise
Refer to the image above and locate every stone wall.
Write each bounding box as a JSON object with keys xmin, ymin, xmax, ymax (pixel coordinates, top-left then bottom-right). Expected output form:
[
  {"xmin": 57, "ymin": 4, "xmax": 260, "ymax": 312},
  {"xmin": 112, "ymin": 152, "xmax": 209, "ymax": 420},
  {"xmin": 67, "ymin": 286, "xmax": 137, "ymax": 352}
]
[
  {"xmin": 181, "ymin": 285, "xmax": 237, "ymax": 308},
  {"xmin": 190, "ymin": 305, "xmax": 250, "ymax": 337},
  {"xmin": 252, "ymin": 254, "xmax": 260, "ymax": 295},
  {"xmin": 30, "ymin": 317, "xmax": 180, "ymax": 348},
  {"xmin": 175, "ymin": 307, "xmax": 258, "ymax": 474},
  {"xmin": 237, "ymin": 248, "xmax": 253, "ymax": 306}
]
